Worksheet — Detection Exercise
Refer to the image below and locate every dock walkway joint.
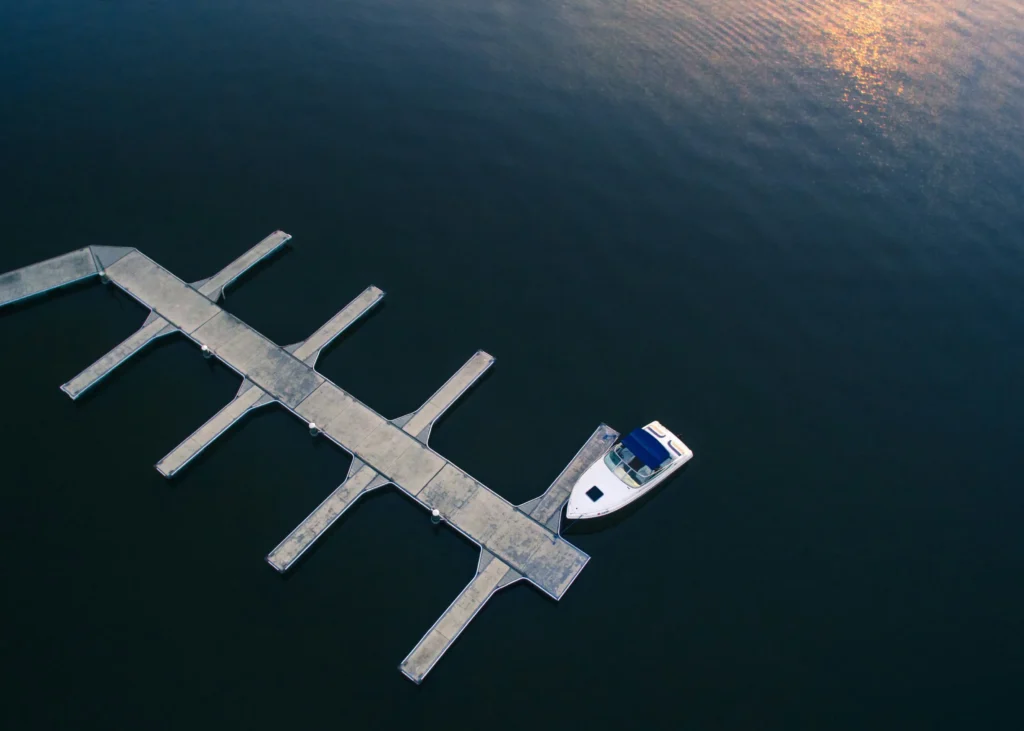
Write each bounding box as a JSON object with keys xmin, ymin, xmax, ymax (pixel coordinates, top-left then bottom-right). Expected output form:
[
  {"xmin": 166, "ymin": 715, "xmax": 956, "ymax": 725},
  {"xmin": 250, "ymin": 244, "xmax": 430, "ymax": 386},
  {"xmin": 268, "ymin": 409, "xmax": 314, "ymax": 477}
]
[{"xmin": 0, "ymin": 232, "xmax": 616, "ymax": 684}]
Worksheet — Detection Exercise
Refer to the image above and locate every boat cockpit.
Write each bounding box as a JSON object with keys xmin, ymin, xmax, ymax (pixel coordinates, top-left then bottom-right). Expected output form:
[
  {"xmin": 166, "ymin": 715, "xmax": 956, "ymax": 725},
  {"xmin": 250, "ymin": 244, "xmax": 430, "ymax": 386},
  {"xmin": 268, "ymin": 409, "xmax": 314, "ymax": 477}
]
[{"xmin": 604, "ymin": 429, "xmax": 673, "ymax": 487}]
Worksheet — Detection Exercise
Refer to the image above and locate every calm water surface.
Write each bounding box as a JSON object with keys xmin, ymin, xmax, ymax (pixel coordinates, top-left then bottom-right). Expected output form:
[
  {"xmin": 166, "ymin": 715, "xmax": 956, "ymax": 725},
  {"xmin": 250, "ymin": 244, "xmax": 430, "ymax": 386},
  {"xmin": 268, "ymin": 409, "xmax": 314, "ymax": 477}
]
[{"xmin": 1, "ymin": 1, "xmax": 1022, "ymax": 728}]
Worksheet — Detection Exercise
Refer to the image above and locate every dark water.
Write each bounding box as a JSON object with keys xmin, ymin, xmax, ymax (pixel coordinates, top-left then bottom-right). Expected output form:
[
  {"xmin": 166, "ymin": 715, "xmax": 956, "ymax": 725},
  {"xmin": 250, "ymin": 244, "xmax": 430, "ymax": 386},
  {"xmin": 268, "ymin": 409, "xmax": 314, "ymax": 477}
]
[{"xmin": 1, "ymin": 1, "xmax": 1022, "ymax": 728}]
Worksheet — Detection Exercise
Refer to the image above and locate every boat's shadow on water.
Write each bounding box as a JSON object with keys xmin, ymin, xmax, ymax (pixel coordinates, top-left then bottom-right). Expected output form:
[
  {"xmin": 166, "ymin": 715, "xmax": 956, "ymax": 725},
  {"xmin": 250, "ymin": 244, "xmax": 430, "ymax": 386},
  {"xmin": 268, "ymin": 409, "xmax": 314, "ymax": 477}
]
[{"xmin": 561, "ymin": 461, "xmax": 693, "ymax": 536}]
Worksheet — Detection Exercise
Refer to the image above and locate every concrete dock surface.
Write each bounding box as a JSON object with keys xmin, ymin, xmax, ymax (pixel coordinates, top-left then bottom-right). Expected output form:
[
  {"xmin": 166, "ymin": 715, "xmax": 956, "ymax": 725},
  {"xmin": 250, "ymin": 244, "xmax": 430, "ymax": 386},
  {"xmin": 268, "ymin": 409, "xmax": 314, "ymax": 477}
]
[{"xmin": 0, "ymin": 232, "xmax": 617, "ymax": 684}]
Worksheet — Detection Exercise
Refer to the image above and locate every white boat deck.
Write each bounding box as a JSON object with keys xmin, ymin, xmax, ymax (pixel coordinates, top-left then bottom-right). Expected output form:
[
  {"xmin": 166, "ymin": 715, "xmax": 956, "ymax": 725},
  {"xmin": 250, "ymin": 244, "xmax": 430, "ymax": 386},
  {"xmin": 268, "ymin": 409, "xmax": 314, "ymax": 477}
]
[{"xmin": 0, "ymin": 232, "xmax": 606, "ymax": 684}]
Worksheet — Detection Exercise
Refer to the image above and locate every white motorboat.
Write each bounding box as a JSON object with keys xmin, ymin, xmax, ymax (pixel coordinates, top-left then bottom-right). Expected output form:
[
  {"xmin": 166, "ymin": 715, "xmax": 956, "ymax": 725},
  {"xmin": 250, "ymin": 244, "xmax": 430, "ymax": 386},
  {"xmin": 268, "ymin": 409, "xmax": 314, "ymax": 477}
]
[{"xmin": 566, "ymin": 421, "xmax": 692, "ymax": 519}]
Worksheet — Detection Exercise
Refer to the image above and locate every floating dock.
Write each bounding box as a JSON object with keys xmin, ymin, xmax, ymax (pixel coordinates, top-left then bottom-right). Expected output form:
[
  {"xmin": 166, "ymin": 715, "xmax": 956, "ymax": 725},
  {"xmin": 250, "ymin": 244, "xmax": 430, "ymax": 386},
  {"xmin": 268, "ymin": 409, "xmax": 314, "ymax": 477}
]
[{"xmin": 0, "ymin": 233, "xmax": 618, "ymax": 683}]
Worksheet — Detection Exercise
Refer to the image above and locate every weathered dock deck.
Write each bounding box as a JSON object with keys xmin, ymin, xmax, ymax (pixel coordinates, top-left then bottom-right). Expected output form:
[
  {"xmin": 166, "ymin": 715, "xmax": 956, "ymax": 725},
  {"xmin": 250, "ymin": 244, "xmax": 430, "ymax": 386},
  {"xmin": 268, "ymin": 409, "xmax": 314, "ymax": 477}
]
[
  {"xmin": 266, "ymin": 349, "xmax": 494, "ymax": 572},
  {"xmin": 0, "ymin": 248, "xmax": 98, "ymax": 308},
  {"xmin": 0, "ymin": 233, "xmax": 618, "ymax": 684},
  {"xmin": 156, "ymin": 284, "xmax": 384, "ymax": 477},
  {"xmin": 399, "ymin": 422, "xmax": 617, "ymax": 682}
]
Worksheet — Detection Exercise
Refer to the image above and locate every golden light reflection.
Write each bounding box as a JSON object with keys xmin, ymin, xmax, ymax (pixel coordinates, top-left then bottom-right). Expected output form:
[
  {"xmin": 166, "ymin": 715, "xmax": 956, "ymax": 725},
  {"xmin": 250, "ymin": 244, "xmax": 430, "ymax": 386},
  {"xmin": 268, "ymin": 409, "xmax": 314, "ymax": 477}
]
[
  {"xmin": 812, "ymin": 0, "xmax": 960, "ymax": 126},
  {"xmin": 542, "ymin": 0, "xmax": 1018, "ymax": 139}
]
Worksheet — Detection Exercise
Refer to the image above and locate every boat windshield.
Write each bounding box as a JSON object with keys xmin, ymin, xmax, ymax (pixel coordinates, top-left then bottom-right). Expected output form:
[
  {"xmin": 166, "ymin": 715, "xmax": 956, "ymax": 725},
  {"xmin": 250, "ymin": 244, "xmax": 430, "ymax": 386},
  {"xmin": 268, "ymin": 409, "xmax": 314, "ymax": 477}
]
[{"xmin": 604, "ymin": 444, "xmax": 657, "ymax": 487}]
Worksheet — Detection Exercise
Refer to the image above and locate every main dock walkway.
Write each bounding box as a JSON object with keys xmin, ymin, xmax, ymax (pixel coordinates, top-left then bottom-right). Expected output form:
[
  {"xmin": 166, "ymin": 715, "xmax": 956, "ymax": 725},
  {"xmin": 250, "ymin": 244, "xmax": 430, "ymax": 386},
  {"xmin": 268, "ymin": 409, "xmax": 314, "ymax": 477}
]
[{"xmin": 0, "ymin": 233, "xmax": 617, "ymax": 683}]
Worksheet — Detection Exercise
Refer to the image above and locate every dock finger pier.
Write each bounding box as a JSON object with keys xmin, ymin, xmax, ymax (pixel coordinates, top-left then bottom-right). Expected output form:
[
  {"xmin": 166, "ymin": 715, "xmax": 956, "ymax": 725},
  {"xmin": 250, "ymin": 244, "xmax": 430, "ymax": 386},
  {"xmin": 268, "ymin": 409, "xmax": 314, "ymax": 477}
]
[{"xmin": 0, "ymin": 232, "xmax": 618, "ymax": 683}]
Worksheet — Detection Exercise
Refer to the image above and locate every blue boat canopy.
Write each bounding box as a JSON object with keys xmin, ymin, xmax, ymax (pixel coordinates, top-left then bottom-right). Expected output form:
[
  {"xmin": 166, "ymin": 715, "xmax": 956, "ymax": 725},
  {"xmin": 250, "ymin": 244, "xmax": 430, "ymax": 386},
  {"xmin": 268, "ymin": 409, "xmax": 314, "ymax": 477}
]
[{"xmin": 621, "ymin": 428, "xmax": 671, "ymax": 469}]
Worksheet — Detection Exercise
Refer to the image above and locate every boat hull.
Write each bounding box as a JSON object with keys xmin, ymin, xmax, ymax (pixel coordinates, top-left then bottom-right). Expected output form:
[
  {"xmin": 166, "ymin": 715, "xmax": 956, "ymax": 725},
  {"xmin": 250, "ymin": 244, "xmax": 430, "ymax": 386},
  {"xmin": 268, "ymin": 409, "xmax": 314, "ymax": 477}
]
[{"xmin": 565, "ymin": 421, "xmax": 692, "ymax": 520}]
